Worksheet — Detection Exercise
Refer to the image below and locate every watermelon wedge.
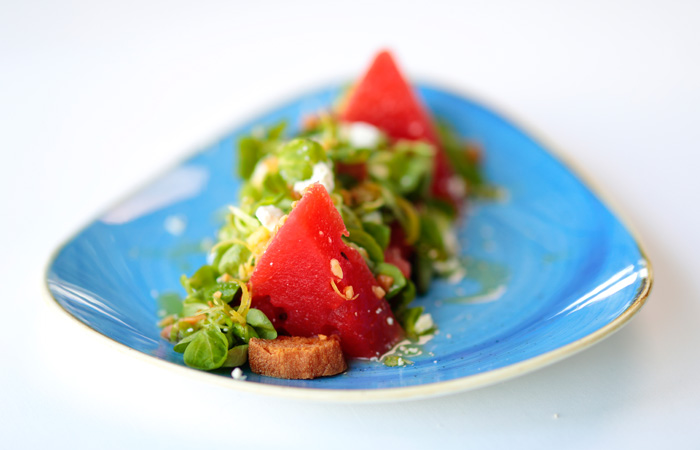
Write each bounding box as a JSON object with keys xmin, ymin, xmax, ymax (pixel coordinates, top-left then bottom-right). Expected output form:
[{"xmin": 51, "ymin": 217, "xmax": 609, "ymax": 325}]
[
  {"xmin": 249, "ymin": 184, "xmax": 403, "ymax": 358},
  {"xmin": 341, "ymin": 50, "xmax": 457, "ymax": 203}
]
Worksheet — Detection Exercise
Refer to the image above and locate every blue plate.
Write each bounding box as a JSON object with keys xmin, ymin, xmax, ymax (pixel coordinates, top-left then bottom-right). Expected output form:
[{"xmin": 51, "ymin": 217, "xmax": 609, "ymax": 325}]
[{"xmin": 45, "ymin": 85, "xmax": 652, "ymax": 401}]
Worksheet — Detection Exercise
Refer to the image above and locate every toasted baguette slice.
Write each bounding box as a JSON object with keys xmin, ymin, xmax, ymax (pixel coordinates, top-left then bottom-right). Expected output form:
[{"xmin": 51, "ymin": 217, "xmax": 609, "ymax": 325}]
[{"xmin": 248, "ymin": 335, "xmax": 347, "ymax": 379}]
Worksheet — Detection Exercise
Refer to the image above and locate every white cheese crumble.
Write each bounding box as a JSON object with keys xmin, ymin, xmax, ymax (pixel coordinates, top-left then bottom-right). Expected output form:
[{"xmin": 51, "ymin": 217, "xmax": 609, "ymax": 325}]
[
  {"xmin": 293, "ymin": 161, "xmax": 335, "ymax": 194},
  {"xmin": 231, "ymin": 367, "xmax": 247, "ymax": 380},
  {"xmin": 344, "ymin": 122, "xmax": 382, "ymax": 148},
  {"xmin": 414, "ymin": 313, "xmax": 434, "ymax": 335},
  {"xmin": 255, "ymin": 205, "xmax": 284, "ymax": 231}
]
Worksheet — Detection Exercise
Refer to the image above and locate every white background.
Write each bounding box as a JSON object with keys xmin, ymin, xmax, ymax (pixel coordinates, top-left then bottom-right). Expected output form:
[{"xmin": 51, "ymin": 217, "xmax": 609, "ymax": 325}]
[{"xmin": 2, "ymin": 0, "xmax": 699, "ymax": 448}]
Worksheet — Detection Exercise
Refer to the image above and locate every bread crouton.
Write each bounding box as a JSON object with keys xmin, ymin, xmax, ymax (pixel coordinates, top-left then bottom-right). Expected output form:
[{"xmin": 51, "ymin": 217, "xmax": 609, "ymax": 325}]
[{"xmin": 248, "ymin": 335, "xmax": 347, "ymax": 379}]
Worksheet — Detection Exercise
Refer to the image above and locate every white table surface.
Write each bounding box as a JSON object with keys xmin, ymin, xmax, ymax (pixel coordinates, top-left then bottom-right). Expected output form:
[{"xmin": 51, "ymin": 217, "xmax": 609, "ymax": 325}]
[{"xmin": 3, "ymin": 1, "xmax": 699, "ymax": 448}]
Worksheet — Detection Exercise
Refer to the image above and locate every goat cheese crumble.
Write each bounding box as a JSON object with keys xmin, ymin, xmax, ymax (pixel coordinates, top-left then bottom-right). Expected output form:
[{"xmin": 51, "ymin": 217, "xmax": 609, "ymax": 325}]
[
  {"xmin": 293, "ymin": 161, "xmax": 335, "ymax": 194},
  {"xmin": 344, "ymin": 122, "xmax": 382, "ymax": 148},
  {"xmin": 255, "ymin": 205, "xmax": 284, "ymax": 231},
  {"xmin": 414, "ymin": 313, "xmax": 434, "ymax": 335}
]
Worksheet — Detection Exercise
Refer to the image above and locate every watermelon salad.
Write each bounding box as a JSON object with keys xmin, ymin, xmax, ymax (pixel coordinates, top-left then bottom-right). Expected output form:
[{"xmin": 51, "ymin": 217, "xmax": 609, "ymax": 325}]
[{"xmin": 159, "ymin": 51, "xmax": 485, "ymax": 375}]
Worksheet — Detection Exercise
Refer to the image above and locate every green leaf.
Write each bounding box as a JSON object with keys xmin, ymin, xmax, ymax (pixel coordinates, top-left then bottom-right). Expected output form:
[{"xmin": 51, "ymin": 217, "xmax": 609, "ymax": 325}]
[
  {"xmin": 382, "ymin": 355, "xmax": 414, "ymax": 367},
  {"xmin": 246, "ymin": 308, "xmax": 277, "ymax": 340},
  {"xmin": 223, "ymin": 326, "xmax": 236, "ymax": 348},
  {"xmin": 418, "ymin": 214, "xmax": 447, "ymax": 259},
  {"xmin": 380, "ymin": 186, "xmax": 420, "ymax": 245},
  {"xmin": 329, "ymin": 146, "xmax": 372, "ymax": 164},
  {"xmin": 437, "ymin": 121, "xmax": 483, "ymax": 189},
  {"xmin": 186, "ymin": 265, "xmax": 218, "ymax": 291},
  {"xmin": 344, "ymin": 228, "xmax": 384, "ymax": 263},
  {"xmin": 169, "ymin": 320, "xmax": 201, "ymax": 344},
  {"xmin": 173, "ymin": 329, "xmax": 201, "ymax": 353},
  {"xmin": 182, "ymin": 325, "xmax": 229, "ymax": 370},
  {"xmin": 389, "ymin": 279, "xmax": 416, "ymax": 311},
  {"xmin": 397, "ymin": 306, "xmax": 424, "ymax": 339},
  {"xmin": 157, "ymin": 292, "xmax": 182, "ymax": 316},
  {"xmin": 340, "ymin": 205, "xmax": 363, "ymax": 230},
  {"xmin": 238, "ymin": 121, "xmax": 287, "ymax": 182},
  {"xmin": 203, "ymin": 282, "xmax": 240, "ymax": 303},
  {"xmin": 238, "ymin": 136, "xmax": 262, "ymax": 179},
  {"xmin": 231, "ymin": 322, "xmax": 259, "ymax": 344},
  {"xmin": 180, "ymin": 274, "xmax": 193, "ymax": 295},
  {"xmin": 261, "ymin": 172, "xmax": 288, "ymax": 199},
  {"xmin": 266, "ymin": 121, "xmax": 287, "ymax": 140},
  {"xmin": 181, "ymin": 292, "xmax": 208, "ymax": 317},
  {"xmin": 413, "ymin": 251, "xmax": 433, "ymax": 296},
  {"xmin": 221, "ymin": 344, "xmax": 249, "ymax": 368},
  {"xmin": 394, "ymin": 196, "xmax": 420, "ymax": 245},
  {"xmin": 277, "ymin": 138, "xmax": 326, "ymax": 184},
  {"xmin": 211, "ymin": 241, "xmax": 234, "ymax": 269},
  {"xmin": 425, "ymin": 197, "xmax": 457, "ymax": 220},
  {"xmin": 217, "ymin": 244, "xmax": 251, "ymax": 276},
  {"xmin": 228, "ymin": 206, "xmax": 261, "ymax": 234},
  {"xmin": 376, "ymin": 262, "xmax": 406, "ymax": 298},
  {"xmin": 368, "ymin": 140, "xmax": 433, "ymax": 197},
  {"xmin": 207, "ymin": 309, "xmax": 234, "ymax": 329},
  {"xmin": 362, "ymin": 222, "xmax": 390, "ymax": 250}
]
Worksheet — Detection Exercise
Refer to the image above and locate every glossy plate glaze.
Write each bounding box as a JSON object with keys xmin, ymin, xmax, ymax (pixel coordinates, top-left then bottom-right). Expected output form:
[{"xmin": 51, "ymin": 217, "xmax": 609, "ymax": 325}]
[{"xmin": 46, "ymin": 85, "xmax": 652, "ymax": 402}]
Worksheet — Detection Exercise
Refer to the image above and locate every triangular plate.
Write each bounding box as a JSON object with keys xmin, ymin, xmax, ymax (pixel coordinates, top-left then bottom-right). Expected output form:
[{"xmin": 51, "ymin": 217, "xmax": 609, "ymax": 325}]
[{"xmin": 46, "ymin": 84, "xmax": 652, "ymax": 401}]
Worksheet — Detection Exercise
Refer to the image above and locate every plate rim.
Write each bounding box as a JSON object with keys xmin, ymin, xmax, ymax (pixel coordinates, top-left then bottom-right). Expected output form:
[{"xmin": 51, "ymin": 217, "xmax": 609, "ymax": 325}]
[{"xmin": 43, "ymin": 82, "xmax": 654, "ymax": 403}]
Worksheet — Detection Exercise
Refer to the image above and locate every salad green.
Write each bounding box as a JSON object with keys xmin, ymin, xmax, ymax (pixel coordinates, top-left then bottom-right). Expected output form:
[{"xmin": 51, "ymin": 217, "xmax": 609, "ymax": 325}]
[{"xmin": 159, "ymin": 112, "xmax": 484, "ymax": 371}]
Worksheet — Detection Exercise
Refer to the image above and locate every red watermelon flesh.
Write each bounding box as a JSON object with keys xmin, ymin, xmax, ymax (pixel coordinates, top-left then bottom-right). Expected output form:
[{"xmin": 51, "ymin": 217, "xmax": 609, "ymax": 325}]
[
  {"xmin": 249, "ymin": 183, "xmax": 403, "ymax": 358},
  {"xmin": 341, "ymin": 50, "xmax": 457, "ymax": 202}
]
